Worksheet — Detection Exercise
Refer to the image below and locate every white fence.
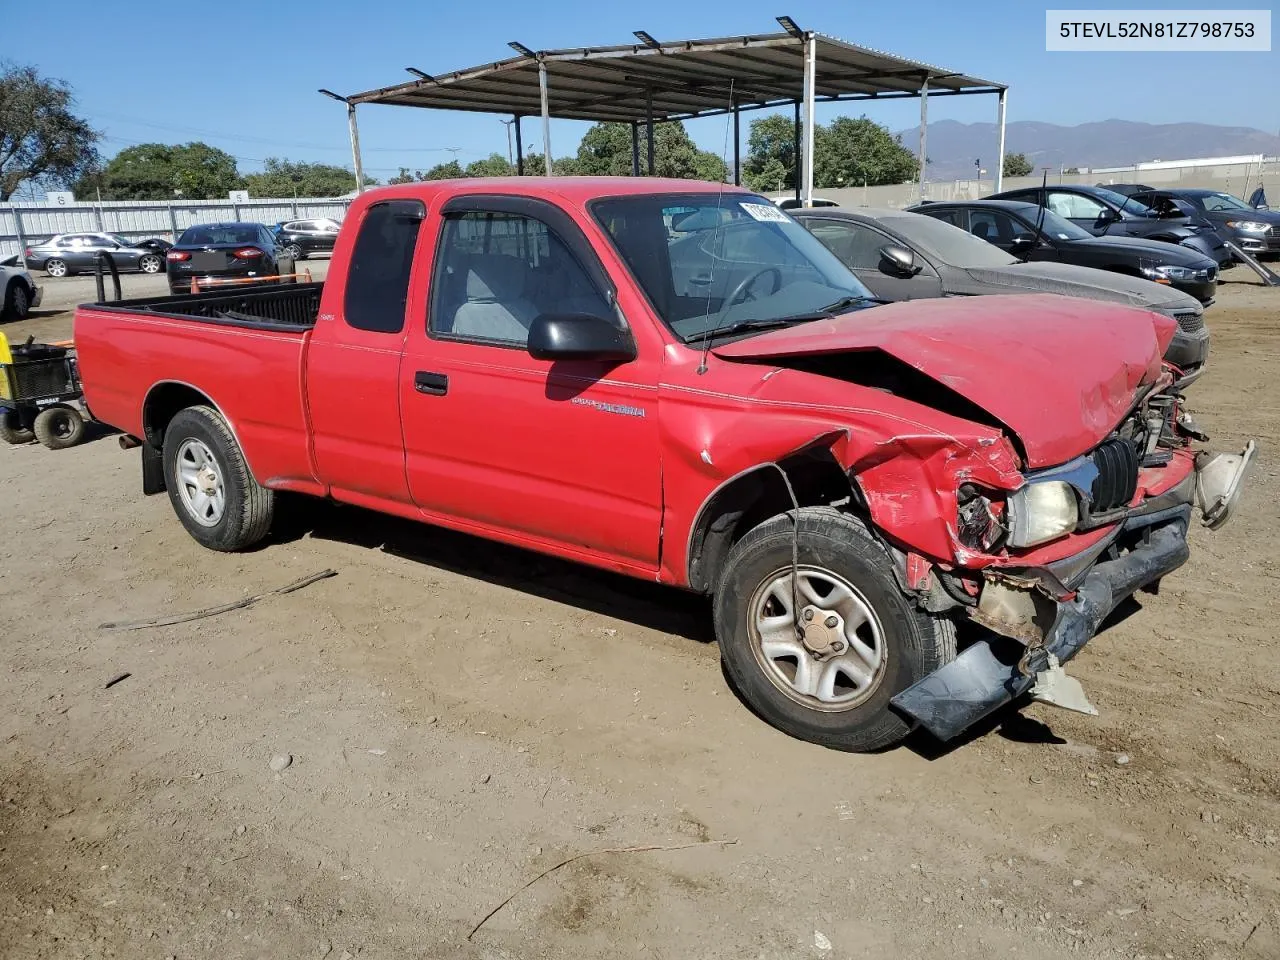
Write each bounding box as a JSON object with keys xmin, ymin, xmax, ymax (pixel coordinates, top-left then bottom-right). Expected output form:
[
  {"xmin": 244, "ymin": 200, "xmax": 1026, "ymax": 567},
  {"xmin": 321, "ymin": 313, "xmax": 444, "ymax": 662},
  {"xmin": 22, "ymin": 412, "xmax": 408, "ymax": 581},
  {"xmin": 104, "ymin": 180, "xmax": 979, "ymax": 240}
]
[{"xmin": 1, "ymin": 197, "xmax": 354, "ymax": 260}]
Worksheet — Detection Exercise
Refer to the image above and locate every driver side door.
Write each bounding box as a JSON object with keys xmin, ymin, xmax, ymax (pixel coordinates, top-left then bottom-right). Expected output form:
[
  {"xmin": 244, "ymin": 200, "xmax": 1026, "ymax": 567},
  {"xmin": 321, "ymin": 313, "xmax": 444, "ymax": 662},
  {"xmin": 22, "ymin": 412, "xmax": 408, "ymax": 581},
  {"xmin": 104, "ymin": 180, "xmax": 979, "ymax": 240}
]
[
  {"xmin": 1045, "ymin": 190, "xmax": 1120, "ymax": 238},
  {"xmin": 400, "ymin": 196, "xmax": 664, "ymax": 572}
]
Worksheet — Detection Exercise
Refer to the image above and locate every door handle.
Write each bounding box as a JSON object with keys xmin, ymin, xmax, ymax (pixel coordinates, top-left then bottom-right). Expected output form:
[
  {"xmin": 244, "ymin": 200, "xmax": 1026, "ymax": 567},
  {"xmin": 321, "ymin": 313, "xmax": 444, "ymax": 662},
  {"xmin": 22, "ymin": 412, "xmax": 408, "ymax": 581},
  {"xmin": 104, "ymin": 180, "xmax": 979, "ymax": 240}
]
[{"xmin": 414, "ymin": 371, "xmax": 448, "ymax": 396}]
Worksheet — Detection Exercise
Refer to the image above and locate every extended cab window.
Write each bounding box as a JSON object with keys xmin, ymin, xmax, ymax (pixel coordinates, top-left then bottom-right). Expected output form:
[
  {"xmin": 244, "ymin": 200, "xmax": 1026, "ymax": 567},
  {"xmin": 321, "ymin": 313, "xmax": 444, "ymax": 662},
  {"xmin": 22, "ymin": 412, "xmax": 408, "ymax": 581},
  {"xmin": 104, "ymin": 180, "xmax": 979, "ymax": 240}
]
[
  {"xmin": 344, "ymin": 200, "xmax": 425, "ymax": 334},
  {"xmin": 429, "ymin": 210, "xmax": 611, "ymax": 347}
]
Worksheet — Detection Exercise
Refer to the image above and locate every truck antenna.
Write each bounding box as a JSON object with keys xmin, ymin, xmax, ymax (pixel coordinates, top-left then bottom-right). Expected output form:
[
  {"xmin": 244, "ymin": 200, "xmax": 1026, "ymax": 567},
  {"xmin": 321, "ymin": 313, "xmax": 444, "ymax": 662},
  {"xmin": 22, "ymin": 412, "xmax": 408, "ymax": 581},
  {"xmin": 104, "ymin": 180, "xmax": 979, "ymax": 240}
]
[{"xmin": 697, "ymin": 79, "xmax": 736, "ymax": 376}]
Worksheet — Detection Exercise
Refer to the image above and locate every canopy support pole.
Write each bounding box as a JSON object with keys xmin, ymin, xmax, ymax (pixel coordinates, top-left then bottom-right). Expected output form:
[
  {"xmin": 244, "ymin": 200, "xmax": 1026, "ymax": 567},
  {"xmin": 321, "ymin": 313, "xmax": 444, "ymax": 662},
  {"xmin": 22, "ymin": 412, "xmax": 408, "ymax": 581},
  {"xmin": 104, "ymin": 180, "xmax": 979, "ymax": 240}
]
[
  {"xmin": 538, "ymin": 59, "xmax": 553, "ymax": 176},
  {"xmin": 631, "ymin": 122, "xmax": 640, "ymax": 176},
  {"xmin": 792, "ymin": 99, "xmax": 801, "ymax": 204},
  {"xmin": 347, "ymin": 103, "xmax": 365, "ymax": 193},
  {"xmin": 646, "ymin": 89, "xmax": 655, "ymax": 175},
  {"xmin": 514, "ymin": 114, "xmax": 524, "ymax": 175},
  {"xmin": 918, "ymin": 76, "xmax": 929, "ymax": 202},
  {"xmin": 801, "ymin": 31, "xmax": 816, "ymax": 207},
  {"xmin": 994, "ymin": 88, "xmax": 1007, "ymax": 193},
  {"xmin": 732, "ymin": 103, "xmax": 741, "ymax": 185}
]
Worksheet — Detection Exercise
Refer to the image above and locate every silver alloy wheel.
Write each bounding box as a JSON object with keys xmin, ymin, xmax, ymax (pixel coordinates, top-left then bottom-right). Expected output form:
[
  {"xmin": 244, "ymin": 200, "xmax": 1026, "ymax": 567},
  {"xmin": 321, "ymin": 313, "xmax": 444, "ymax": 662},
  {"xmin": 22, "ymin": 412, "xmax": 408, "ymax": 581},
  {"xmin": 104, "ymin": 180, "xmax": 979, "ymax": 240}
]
[
  {"xmin": 747, "ymin": 564, "xmax": 888, "ymax": 712},
  {"xmin": 140, "ymin": 255, "xmax": 161, "ymax": 273},
  {"xmin": 45, "ymin": 259, "xmax": 66, "ymax": 278},
  {"xmin": 175, "ymin": 438, "xmax": 226, "ymax": 527},
  {"xmin": 285, "ymin": 244, "xmax": 302, "ymax": 260}
]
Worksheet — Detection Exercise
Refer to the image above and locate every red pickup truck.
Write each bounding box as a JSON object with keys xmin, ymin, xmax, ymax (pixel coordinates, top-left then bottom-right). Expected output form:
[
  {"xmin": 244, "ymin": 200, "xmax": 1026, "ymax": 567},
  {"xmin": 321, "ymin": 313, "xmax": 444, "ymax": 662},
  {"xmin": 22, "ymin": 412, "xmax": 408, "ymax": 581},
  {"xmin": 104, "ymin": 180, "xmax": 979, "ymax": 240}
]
[{"xmin": 75, "ymin": 178, "xmax": 1253, "ymax": 752}]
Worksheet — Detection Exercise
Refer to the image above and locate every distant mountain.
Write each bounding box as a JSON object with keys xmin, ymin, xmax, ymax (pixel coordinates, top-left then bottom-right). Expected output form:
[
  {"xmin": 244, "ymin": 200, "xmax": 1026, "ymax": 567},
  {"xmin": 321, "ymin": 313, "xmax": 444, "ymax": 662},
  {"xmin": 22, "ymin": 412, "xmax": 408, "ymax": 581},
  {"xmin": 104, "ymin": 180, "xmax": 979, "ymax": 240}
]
[{"xmin": 896, "ymin": 119, "xmax": 1280, "ymax": 179}]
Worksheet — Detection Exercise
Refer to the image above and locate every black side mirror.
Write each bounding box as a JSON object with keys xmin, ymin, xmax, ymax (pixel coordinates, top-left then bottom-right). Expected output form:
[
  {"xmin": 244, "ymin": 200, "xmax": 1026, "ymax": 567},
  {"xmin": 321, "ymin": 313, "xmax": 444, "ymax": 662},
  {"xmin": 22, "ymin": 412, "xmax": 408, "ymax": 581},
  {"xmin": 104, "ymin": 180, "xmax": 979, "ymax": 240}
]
[
  {"xmin": 1010, "ymin": 233, "xmax": 1038, "ymax": 252},
  {"xmin": 878, "ymin": 244, "xmax": 919, "ymax": 278},
  {"xmin": 1097, "ymin": 207, "xmax": 1121, "ymax": 224},
  {"xmin": 528, "ymin": 313, "xmax": 636, "ymax": 362}
]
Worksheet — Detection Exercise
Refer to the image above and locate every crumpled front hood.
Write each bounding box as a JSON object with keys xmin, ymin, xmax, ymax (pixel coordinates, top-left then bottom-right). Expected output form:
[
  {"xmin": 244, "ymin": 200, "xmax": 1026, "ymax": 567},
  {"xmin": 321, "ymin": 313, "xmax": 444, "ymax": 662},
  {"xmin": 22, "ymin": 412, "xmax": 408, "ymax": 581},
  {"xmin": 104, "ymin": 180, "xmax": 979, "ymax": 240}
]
[
  {"xmin": 712, "ymin": 294, "xmax": 1168, "ymax": 468},
  {"xmin": 962, "ymin": 262, "xmax": 1200, "ymax": 316}
]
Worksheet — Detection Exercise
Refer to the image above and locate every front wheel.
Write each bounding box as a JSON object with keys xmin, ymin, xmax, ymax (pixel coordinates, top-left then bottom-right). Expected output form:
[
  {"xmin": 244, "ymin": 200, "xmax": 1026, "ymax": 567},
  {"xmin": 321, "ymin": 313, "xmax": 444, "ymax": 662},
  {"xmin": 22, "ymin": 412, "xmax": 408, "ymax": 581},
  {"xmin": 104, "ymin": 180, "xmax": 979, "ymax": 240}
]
[
  {"xmin": 714, "ymin": 507, "xmax": 956, "ymax": 752},
  {"xmin": 2, "ymin": 281, "xmax": 31, "ymax": 321},
  {"xmin": 33, "ymin": 404, "xmax": 85, "ymax": 449},
  {"xmin": 162, "ymin": 405, "xmax": 274, "ymax": 551},
  {"xmin": 138, "ymin": 254, "xmax": 163, "ymax": 274}
]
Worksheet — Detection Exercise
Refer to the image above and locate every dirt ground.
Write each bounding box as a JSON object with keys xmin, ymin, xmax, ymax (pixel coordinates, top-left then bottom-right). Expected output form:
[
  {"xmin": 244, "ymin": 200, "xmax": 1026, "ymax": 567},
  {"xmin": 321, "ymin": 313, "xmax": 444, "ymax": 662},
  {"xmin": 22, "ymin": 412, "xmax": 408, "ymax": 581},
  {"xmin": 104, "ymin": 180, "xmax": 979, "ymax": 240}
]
[{"xmin": 1, "ymin": 271, "xmax": 1277, "ymax": 960}]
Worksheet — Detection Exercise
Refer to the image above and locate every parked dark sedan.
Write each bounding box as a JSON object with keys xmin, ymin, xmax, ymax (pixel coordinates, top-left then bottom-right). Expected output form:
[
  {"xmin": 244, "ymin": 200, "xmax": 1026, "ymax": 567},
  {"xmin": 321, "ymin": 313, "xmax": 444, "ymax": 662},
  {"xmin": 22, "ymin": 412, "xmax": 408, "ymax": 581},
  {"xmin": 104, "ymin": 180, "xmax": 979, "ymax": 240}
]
[
  {"xmin": 796, "ymin": 206, "xmax": 1209, "ymax": 384},
  {"xmin": 165, "ymin": 223, "xmax": 288, "ymax": 294},
  {"xmin": 988, "ymin": 184, "xmax": 1232, "ymax": 271},
  {"xmin": 21, "ymin": 233, "xmax": 169, "ymax": 277},
  {"xmin": 910, "ymin": 199, "xmax": 1220, "ymax": 305},
  {"xmin": 271, "ymin": 218, "xmax": 341, "ymax": 260},
  {"xmin": 1110, "ymin": 186, "xmax": 1280, "ymax": 258}
]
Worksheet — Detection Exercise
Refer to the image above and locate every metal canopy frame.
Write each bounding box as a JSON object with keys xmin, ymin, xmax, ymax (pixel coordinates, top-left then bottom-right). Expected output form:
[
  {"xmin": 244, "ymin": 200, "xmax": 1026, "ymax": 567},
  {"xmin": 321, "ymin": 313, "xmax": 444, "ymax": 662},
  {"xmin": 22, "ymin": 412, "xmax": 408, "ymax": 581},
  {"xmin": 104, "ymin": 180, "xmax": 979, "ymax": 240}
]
[{"xmin": 321, "ymin": 17, "xmax": 1009, "ymax": 205}]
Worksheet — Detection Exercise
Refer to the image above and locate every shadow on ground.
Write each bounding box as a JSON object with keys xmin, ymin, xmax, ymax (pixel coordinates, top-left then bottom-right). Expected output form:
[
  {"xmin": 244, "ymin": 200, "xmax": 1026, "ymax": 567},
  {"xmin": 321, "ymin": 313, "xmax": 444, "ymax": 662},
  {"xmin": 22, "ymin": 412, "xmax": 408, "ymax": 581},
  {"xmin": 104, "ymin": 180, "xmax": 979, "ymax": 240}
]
[{"xmin": 270, "ymin": 495, "xmax": 715, "ymax": 644}]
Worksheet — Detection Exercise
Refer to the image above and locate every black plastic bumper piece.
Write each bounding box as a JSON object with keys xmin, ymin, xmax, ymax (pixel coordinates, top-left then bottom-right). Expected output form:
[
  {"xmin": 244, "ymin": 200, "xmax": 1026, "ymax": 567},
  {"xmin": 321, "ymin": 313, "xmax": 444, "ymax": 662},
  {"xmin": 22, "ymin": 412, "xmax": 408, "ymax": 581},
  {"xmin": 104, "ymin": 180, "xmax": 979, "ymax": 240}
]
[{"xmin": 890, "ymin": 507, "xmax": 1192, "ymax": 741}]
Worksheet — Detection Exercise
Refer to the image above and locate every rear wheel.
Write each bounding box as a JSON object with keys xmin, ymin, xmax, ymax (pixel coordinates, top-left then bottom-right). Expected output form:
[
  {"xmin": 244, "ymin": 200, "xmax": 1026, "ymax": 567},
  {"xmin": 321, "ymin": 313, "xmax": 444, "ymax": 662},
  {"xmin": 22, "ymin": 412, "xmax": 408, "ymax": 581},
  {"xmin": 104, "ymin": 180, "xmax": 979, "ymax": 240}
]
[
  {"xmin": 285, "ymin": 243, "xmax": 304, "ymax": 261},
  {"xmin": 33, "ymin": 404, "xmax": 85, "ymax": 449},
  {"xmin": 138, "ymin": 254, "xmax": 163, "ymax": 274},
  {"xmin": 714, "ymin": 507, "xmax": 956, "ymax": 752},
  {"xmin": 2, "ymin": 281, "xmax": 31, "ymax": 321},
  {"xmin": 44, "ymin": 258, "xmax": 68, "ymax": 278},
  {"xmin": 162, "ymin": 405, "xmax": 273, "ymax": 551},
  {"xmin": 0, "ymin": 409, "xmax": 33, "ymax": 444}
]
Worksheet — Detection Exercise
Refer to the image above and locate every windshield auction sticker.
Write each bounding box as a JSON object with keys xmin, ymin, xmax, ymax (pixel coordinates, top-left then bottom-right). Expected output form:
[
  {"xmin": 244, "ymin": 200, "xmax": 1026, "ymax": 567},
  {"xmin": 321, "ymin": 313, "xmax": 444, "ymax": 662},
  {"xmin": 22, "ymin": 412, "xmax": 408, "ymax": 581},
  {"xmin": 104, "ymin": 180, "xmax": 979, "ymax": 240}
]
[
  {"xmin": 1046, "ymin": 9, "xmax": 1270, "ymax": 50},
  {"xmin": 739, "ymin": 203, "xmax": 792, "ymax": 222}
]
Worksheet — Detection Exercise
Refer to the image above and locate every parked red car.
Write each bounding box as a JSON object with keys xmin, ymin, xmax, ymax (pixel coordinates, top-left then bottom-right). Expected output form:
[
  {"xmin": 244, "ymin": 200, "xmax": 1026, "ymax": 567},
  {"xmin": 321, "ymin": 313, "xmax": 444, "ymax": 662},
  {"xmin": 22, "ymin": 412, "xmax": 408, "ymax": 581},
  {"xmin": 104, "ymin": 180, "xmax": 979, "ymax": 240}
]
[{"xmin": 74, "ymin": 178, "xmax": 1253, "ymax": 752}]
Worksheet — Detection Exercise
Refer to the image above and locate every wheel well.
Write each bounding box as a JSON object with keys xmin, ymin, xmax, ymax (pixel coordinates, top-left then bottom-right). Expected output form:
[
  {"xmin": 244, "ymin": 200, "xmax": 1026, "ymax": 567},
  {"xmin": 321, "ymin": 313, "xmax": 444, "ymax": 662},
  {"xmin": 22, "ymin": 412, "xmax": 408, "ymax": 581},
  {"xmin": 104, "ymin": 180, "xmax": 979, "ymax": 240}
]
[
  {"xmin": 142, "ymin": 383, "xmax": 216, "ymax": 448},
  {"xmin": 686, "ymin": 448, "xmax": 857, "ymax": 594}
]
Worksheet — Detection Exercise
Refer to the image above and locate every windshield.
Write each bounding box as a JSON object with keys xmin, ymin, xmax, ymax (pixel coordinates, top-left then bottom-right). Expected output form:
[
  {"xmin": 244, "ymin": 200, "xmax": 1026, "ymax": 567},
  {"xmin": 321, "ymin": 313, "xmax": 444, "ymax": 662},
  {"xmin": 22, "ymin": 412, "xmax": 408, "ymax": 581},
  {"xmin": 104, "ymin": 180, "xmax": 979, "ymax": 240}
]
[
  {"xmin": 889, "ymin": 214, "xmax": 1018, "ymax": 267},
  {"xmin": 1199, "ymin": 191, "xmax": 1252, "ymax": 211},
  {"xmin": 592, "ymin": 193, "xmax": 873, "ymax": 343},
  {"xmin": 1031, "ymin": 208, "xmax": 1093, "ymax": 241},
  {"xmin": 1093, "ymin": 186, "xmax": 1158, "ymax": 217},
  {"xmin": 178, "ymin": 224, "xmax": 262, "ymax": 245},
  {"xmin": 110, "ymin": 234, "xmax": 133, "ymax": 246}
]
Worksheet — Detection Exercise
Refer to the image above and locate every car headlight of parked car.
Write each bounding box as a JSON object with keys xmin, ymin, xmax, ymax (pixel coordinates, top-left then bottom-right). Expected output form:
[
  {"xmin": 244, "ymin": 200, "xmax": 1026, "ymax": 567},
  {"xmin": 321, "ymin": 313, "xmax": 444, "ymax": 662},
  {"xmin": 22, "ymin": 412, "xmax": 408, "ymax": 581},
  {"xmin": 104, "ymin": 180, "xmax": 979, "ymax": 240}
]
[
  {"xmin": 1225, "ymin": 220, "xmax": 1270, "ymax": 233},
  {"xmin": 1140, "ymin": 263, "xmax": 1199, "ymax": 283},
  {"xmin": 1005, "ymin": 481, "xmax": 1079, "ymax": 548}
]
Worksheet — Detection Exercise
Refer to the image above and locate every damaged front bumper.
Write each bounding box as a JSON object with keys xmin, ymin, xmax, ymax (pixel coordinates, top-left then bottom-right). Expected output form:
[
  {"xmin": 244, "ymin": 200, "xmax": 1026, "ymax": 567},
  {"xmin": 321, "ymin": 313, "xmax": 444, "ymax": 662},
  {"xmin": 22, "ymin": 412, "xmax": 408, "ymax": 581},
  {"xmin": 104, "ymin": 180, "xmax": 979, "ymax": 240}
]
[{"xmin": 891, "ymin": 443, "xmax": 1255, "ymax": 742}]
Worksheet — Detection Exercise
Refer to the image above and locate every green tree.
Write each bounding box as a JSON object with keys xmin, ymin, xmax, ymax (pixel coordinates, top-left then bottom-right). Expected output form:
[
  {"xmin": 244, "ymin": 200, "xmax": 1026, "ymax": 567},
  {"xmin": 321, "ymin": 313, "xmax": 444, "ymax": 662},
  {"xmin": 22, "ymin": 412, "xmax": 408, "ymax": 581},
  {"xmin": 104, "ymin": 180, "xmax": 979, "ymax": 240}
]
[
  {"xmin": 388, "ymin": 167, "xmax": 416, "ymax": 184},
  {"xmin": 742, "ymin": 114, "xmax": 797, "ymax": 192},
  {"xmin": 464, "ymin": 153, "xmax": 514, "ymax": 177},
  {"xmin": 420, "ymin": 159, "xmax": 464, "ymax": 180},
  {"xmin": 241, "ymin": 158, "xmax": 364, "ymax": 197},
  {"xmin": 0, "ymin": 63, "xmax": 100, "ymax": 200},
  {"xmin": 813, "ymin": 116, "xmax": 917, "ymax": 188},
  {"xmin": 570, "ymin": 121, "xmax": 725, "ymax": 181},
  {"xmin": 1003, "ymin": 153, "xmax": 1034, "ymax": 177},
  {"xmin": 81, "ymin": 142, "xmax": 240, "ymax": 200}
]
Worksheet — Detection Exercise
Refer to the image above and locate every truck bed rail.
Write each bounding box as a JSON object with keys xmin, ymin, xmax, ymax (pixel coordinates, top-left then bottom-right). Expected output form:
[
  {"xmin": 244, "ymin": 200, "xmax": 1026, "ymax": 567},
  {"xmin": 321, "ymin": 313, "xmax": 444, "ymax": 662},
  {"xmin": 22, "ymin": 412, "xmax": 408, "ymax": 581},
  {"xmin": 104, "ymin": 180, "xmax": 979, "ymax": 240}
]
[{"xmin": 85, "ymin": 282, "xmax": 324, "ymax": 331}]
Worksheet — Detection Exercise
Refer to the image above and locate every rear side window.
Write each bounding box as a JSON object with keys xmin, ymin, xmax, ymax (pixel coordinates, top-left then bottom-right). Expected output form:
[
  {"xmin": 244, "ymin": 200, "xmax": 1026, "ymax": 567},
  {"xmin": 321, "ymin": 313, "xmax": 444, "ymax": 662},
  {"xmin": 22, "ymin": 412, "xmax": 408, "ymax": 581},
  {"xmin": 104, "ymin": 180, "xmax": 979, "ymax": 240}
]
[{"xmin": 344, "ymin": 200, "xmax": 425, "ymax": 333}]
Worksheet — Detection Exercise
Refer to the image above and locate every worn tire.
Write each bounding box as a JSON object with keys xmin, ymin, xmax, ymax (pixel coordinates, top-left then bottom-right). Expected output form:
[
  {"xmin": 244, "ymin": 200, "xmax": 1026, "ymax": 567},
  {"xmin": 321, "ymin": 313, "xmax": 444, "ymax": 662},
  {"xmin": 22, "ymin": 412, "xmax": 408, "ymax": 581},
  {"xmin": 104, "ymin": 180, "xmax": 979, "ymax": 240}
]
[
  {"xmin": 162, "ymin": 405, "xmax": 273, "ymax": 551},
  {"xmin": 2, "ymin": 280, "xmax": 31, "ymax": 321},
  {"xmin": 714, "ymin": 507, "xmax": 956, "ymax": 752},
  {"xmin": 33, "ymin": 405, "xmax": 85, "ymax": 449},
  {"xmin": 0, "ymin": 409, "xmax": 33, "ymax": 444}
]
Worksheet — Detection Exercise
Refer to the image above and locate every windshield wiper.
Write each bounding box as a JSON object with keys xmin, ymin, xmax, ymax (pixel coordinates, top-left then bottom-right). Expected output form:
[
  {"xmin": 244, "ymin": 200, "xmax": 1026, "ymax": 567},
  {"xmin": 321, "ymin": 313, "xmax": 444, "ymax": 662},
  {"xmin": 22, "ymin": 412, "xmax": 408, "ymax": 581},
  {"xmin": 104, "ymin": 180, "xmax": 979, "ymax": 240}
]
[{"xmin": 685, "ymin": 316, "xmax": 822, "ymax": 344}]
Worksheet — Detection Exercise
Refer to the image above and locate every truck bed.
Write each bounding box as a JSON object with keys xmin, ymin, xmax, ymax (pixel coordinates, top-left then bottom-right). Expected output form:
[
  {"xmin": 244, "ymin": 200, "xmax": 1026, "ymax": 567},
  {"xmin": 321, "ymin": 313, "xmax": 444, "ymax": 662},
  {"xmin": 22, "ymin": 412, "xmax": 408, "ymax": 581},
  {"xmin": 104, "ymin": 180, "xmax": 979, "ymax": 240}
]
[{"xmin": 86, "ymin": 282, "xmax": 323, "ymax": 331}]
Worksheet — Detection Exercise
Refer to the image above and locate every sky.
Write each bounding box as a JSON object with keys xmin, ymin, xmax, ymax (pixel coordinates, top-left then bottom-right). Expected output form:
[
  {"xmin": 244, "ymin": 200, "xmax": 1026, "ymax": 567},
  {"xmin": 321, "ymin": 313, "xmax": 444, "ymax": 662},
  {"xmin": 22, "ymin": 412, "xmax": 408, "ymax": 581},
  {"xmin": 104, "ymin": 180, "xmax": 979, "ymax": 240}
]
[{"xmin": 11, "ymin": 0, "xmax": 1278, "ymax": 186}]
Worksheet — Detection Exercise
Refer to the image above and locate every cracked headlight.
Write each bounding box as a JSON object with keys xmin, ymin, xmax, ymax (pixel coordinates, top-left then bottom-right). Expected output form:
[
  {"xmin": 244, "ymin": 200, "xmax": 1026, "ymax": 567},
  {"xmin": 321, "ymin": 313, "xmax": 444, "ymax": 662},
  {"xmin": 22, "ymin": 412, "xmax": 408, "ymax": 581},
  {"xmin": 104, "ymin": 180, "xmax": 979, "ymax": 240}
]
[
  {"xmin": 1006, "ymin": 481, "xmax": 1079, "ymax": 548},
  {"xmin": 1226, "ymin": 220, "xmax": 1270, "ymax": 233}
]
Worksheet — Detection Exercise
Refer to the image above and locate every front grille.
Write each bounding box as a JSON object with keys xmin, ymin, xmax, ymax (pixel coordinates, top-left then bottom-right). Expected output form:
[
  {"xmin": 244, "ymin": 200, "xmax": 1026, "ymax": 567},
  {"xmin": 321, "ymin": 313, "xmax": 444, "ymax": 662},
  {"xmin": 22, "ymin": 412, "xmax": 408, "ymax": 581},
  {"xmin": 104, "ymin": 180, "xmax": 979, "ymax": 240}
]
[
  {"xmin": 1172, "ymin": 309, "xmax": 1204, "ymax": 333},
  {"xmin": 1089, "ymin": 438, "xmax": 1140, "ymax": 512}
]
